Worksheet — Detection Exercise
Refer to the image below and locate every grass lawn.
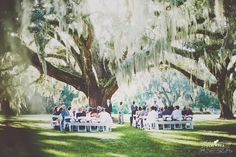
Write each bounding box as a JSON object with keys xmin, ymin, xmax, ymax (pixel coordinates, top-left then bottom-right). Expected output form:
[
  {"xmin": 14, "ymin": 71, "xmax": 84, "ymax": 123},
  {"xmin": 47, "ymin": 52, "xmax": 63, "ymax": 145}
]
[{"xmin": 0, "ymin": 115, "xmax": 235, "ymax": 157}]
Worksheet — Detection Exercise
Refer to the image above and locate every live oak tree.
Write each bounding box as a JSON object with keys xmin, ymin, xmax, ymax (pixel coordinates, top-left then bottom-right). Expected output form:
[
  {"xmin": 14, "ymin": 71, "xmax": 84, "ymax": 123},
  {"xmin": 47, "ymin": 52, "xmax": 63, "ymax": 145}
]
[
  {"xmin": 117, "ymin": 0, "xmax": 235, "ymax": 118},
  {"xmin": 168, "ymin": 0, "xmax": 236, "ymax": 118},
  {"xmin": 1, "ymin": 0, "xmax": 235, "ymax": 119},
  {"xmin": 1, "ymin": 0, "xmax": 118, "ymax": 108}
]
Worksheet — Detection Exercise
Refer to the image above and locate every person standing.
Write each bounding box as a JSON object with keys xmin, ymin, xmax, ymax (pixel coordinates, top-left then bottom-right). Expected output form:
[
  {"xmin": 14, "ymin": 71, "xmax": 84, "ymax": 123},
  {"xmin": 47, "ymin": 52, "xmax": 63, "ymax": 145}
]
[
  {"xmin": 118, "ymin": 101, "xmax": 125, "ymax": 124},
  {"xmin": 130, "ymin": 101, "xmax": 137, "ymax": 126},
  {"xmin": 104, "ymin": 99, "xmax": 112, "ymax": 115}
]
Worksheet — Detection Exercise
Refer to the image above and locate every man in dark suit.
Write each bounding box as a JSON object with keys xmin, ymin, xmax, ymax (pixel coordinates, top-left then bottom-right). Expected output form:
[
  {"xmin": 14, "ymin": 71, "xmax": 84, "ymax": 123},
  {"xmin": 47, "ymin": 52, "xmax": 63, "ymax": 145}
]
[
  {"xmin": 104, "ymin": 99, "xmax": 112, "ymax": 115},
  {"xmin": 130, "ymin": 101, "xmax": 137, "ymax": 126}
]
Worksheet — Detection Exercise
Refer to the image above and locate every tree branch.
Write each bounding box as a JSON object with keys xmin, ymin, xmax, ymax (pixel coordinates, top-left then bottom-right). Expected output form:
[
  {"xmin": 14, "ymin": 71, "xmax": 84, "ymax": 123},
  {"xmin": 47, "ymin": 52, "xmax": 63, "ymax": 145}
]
[
  {"xmin": 166, "ymin": 62, "xmax": 217, "ymax": 92},
  {"xmin": 10, "ymin": 36, "xmax": 88, "ymax": 93},
  {"xmin": 31, "ymin": 53, "xmax": 87, "ymax": 92},
  {"xmin": 83, "ymin": 17, "xmax": 94, "ymax": 49},
  {"xmin": 101, "ymin": 75, "xmax": 118, "ymax": 102},
  {"xmin": 46, "ymin": 54, "xmax": 68, "ymax": 63},
  {"xmin": 196, "ymin": 29, "xmax": 225, "ymax": 40}
]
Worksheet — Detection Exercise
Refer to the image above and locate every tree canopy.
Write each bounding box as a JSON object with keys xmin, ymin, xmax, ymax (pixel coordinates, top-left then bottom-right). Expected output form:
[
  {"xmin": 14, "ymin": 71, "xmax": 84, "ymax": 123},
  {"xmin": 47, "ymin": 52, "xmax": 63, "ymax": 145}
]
[{"xmin": 0, "ymin": 0, "xmax": 235, "ymax": 118}]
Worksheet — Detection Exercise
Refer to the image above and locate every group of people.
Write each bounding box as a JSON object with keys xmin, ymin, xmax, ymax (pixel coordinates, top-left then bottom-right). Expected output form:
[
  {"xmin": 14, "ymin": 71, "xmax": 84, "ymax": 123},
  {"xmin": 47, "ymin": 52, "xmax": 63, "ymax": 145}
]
[
  {"xmin": 51, "ymin": 98, "xmax": 193, "ymax": 131},
  {"xmin": 129, "ymin": 100, "xmax": 193, "ymax": 128},
  {"xmin": 51, "ymin": 101, "xmax": 113, "ymax": 131}
]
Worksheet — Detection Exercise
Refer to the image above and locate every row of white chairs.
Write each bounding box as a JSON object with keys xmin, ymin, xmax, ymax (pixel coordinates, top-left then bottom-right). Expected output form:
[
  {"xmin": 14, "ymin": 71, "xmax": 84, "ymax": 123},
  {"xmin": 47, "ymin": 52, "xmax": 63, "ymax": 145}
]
[
  {"xmin": 133, "ymin": 115, "xmax": 194, "ymax": 130},
  {"xmin": 51, "ymin": 116, "xmax": 112, "ymax": 132}
]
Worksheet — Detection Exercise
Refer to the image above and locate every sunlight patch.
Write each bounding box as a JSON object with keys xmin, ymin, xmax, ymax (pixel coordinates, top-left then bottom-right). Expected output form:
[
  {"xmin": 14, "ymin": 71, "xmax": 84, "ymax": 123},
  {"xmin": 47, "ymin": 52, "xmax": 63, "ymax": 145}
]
[
  {"xmin": 149, "ymin": 132, "xmax": 198, "ymax": 141},
  {"xmin": 148, "ymin": 131, "xmax": 213, "ymax": 146},
  {"xmin": 191, "ymin": 131, "xmax": 236, "ymax": 139},
  {"xmin": 78, "ymin": 132, "xmax": 123, "ymax": 140},
  {"xmin": 43, "ymin": 149, "xmax": 77, "ymax": 157},
  {"xmin": 106, "ymin": 152, "xmax": 129, "ymax": 157},
  {"xmin": 38, "ymin": 131, "xmax": 64, "ymax": 137},
  {"xmin": 40, "ymin": 140, "xmax": 69, "ymax": 146}
]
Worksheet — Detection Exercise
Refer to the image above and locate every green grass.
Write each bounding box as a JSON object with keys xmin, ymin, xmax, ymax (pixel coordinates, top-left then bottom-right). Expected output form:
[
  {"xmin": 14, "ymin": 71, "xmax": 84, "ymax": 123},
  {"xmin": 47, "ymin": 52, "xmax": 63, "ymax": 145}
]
[{"xmin": 0, "ymin": 115, "xmax": 235, "ymax": 157}]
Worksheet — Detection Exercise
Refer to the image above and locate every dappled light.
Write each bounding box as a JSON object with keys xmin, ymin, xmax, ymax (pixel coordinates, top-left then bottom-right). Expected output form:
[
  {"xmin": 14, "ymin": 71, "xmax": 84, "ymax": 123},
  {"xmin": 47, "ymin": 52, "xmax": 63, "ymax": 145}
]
[
  {"xmin": 0, "ymin": 115, "xmax": 236, "ymax": 157},
  {"xmin": 1, "ymin": 0, "xmax": 236, "ymax": 156}
]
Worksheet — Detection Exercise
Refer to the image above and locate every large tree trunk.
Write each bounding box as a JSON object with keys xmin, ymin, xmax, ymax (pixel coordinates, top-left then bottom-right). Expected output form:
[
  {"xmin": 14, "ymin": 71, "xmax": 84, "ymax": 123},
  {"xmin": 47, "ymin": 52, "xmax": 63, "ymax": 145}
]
[
  {"xmin": 220, "ymin": 102, "xmax": 234, "ymax": 119},
  {"xmin": 0, "ymin": 99, "xmax": 14, "ymax": 116},
  {"xmin": 218, "ymin": 87, "xmax": 235, "ymax": 119},
  {"xmin": 86, "ymin": 79, "xmax": 118, "ymax": 108},
  {"xmin": 87, "ymin": 84, "xmax": 103, "ymax": 107}
]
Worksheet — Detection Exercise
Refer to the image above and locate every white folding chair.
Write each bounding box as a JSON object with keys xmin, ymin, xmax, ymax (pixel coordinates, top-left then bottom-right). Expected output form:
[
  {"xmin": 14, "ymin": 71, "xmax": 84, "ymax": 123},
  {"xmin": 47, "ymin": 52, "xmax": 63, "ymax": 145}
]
[
  {"xmin": 173, "ymin": 121, "xmax": 183, "ymax": 129},
  {"xmin": 77, "ymin": 117, "xmax": 87, "ymax": 132},
  {"xmin": 63, "ymin": 116, "xmax": 71, "ymax": 131},
  {"xmin": 50, "ymin": 115, "xmax": 60, "ymax": 128},
  {"xmin": 90, "ymin": 118, "xmax": 100, "ymax": 132}
]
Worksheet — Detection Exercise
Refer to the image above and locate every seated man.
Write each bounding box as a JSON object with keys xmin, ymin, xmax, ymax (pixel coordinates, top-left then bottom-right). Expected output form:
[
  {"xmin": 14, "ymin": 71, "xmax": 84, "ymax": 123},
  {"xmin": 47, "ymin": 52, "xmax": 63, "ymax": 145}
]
[
  {"xmin": 171, "ymin": 105, "xmax": 182, "ymax": 120},
  {"xmin": 162, "ymin": 106, "xmax": 172, "ymax": 115},
  {"xmin": 147, "ymin": 106, "xmax": 158, "ymax": 129},
  {"xmin": 60, "ymin": 105, "xmax": 71, "ymax": 130}
]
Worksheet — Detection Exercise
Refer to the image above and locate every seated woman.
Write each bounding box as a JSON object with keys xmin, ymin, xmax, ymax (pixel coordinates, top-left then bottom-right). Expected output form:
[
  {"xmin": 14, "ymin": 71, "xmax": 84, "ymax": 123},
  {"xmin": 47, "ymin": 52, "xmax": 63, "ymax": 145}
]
[
  {"xmin": 86, "ymin": 107, "xmax": 92, "ymax": 119},
  {"xmin": 51, "ymin": 106, "xmax": 61, "ymax": 129},
  {"xmin": 182, "ymin": 106, "xmax": 193, "ymax": 120},
  {"xmin": 76, "ymin": 107, "xmax": 86, "ymax": 122},
  {"xmin": 182, "ymin": 106, "xmax": 193, "ymax": 116},
  {"xmin": 52, "ymin": 106, "xmax": 60, "ymax": 120},
  {"xmin": 90, "ymin": 108, "xmax": 98, "ymax": 118},
  {"xmin": 76, "ymin": 107, "xmax": 86, "ymax": 118},
  {"xmin": 137, "ymin": 106, "xmax": 147, "ymax": 128}
]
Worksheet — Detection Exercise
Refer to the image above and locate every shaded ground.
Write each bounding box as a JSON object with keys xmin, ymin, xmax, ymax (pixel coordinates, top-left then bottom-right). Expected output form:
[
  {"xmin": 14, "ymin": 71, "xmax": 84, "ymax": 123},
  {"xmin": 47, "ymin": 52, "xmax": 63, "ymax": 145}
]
[
  {"xmin": 0, "ymin": 117, "xmax": 46, "ymax": 157},
  {"xmin": 0, "ymin": 115, "xmax": 235, "ymax": 157}
]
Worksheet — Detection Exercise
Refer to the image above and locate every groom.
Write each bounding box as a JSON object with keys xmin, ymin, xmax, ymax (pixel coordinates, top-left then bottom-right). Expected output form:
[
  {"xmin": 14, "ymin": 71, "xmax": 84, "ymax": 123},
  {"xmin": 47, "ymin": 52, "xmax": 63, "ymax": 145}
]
[{"xmin": 103, "ymin": 99, "xmax": 112, "ymax": 115}]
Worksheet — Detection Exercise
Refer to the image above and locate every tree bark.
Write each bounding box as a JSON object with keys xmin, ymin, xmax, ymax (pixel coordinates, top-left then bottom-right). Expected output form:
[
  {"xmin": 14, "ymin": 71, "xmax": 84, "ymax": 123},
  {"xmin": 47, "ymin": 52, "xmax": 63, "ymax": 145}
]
[
  {"xmin": 220, "ymin": 102, "xmax": 234, "ymax": 119},
  {"xmin": 0, "ymin": 99, "xmax": 14, "ymax": 116},
  {"xmin": 217, "ymin": 80, "xmax": 235, "ymax": 119}
]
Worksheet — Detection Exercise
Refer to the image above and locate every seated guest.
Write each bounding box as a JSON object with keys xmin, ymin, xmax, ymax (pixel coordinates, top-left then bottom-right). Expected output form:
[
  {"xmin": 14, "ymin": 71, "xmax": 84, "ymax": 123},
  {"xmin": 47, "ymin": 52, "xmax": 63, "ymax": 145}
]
[
  {"xmin": 147, "ymin": 106, "xmax": 159, "ymax": 123},
  {"xmin": 69, "ymin": 107, "xmax": 76, "ymax": 119},
  {"xmin": 136, "ymin": 106, "xmax": 142, "ymax": 116},
  {"xmin": 59, "ymin": 105, "xmax": 70, "ymax": 130},
  {"xmin": 86, "ymin": 107, "xmax": 92, "ymax": 119},
  {"xmin": 158, "ymin": 107, "xmax": 164, "ymax": 118},
  {"xmin": 90, "ymin": 108, "xmax": 98, "ymax": 117},
  {"xmin": 51, "ymin": 106, "xmax": 61, "ymax": 129},
  {"xmin": 182, "ymin": 106, "xmax": 193, "ymax": 116},
  {"xmin": 97, "ymin": 106, "xmax": 103, "ymax": 113},
  {"xmin": 52, "ymin": 106, "xmax": 60, "ymax": 120},
  {"xmin": 139, "ymin": 106, "xmax": 147, "ymax": 117},
  {"xmin": 169, "ymin": 105, "xmax": 174, "ymax": 113},
  {"xmin": 60, "ymin": 105, "xmax": 70, "ymax": 120},
  {"xmin": 99, "ymin": 108, "xmax": 113, "ymax": 125},
  {"xmin": 171, "ymin": 105, "xmax": 182, "ymax": 120},
  {"xmin": 137, "ymin": 106, "xmax": 147, "ymax": 128},
  {"xmin": 162, "ymin": 106, "xmax": 172, "ymax": 115},
  {"xmin": 68, "ymin": 106, "xmax": 74, "ymax": 119},
  {"xmin": 76, "ymin": 107, "xmax": 86, "ymax": 118}
]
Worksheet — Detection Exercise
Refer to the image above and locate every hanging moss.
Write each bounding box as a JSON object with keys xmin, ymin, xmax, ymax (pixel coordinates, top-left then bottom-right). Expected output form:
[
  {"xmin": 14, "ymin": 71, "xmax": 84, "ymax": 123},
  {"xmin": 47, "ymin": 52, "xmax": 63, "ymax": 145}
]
[{"xmin": 170, "ymin": 0, "xmax": 187, "ymax": 7}]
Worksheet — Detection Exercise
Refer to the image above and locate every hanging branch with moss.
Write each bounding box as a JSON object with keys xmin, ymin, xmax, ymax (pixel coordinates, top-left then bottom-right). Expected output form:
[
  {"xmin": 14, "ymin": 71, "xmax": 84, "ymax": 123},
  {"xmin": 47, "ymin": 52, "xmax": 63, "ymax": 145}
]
[{"xmin": 31, "ymin": 0, "xmax": 49, "ymax": 75}]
